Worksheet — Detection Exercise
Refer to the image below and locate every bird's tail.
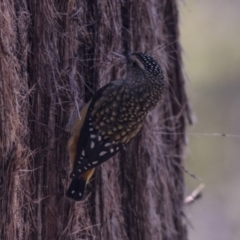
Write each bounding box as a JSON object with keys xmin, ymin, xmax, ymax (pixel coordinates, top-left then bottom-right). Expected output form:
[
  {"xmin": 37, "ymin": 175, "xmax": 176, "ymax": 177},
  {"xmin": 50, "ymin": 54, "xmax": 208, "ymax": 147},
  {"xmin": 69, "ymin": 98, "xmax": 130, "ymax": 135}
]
[
  {"xmin": 66, "ymin": 178, "xmax": 86, "ymax": 201},
  {"xmin": 66, "ymin": 168, "xmax": 95, "ymax": 201}
]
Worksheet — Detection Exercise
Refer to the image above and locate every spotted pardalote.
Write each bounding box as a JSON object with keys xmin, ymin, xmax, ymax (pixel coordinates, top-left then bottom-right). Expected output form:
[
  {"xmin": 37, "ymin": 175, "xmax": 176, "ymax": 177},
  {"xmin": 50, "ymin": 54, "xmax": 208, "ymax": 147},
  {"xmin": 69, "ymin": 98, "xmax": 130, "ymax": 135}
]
[{"xmin": 66, "ymin": 52, "xmax": 165, "ymax": 201}]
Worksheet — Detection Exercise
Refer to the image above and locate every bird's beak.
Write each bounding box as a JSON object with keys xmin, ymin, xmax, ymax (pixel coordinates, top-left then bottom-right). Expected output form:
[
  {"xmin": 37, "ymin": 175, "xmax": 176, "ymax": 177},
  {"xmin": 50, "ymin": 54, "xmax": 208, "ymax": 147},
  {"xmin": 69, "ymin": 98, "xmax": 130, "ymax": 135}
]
[
  {"xmin": 123, "ymin": 51, "xmax": 131, "ymax": 63},
  {"xmin": 123, "ymin": 51, "xmax": 130, "ymax": 57}
]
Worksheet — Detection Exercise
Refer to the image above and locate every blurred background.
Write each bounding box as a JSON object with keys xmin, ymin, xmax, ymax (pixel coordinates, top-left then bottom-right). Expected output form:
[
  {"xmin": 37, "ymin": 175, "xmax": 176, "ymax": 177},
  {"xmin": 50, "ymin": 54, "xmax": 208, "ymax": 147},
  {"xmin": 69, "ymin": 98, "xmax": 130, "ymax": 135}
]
[{"xmin": 180, "ymin": 0, "xmax": 240, "ymax": 239}]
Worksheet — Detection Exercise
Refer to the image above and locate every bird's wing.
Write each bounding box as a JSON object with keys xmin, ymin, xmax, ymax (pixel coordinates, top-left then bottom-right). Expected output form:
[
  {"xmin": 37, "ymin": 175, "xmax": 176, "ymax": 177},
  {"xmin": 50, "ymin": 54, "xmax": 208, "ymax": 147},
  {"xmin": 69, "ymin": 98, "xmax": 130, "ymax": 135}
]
[
  {"xmin": 70, "ymin": 80, "xmax": 146, "ymax": 178},
  {"xmin": 67, "ymin": 101, "xmax": 98, "ymax": 200}
]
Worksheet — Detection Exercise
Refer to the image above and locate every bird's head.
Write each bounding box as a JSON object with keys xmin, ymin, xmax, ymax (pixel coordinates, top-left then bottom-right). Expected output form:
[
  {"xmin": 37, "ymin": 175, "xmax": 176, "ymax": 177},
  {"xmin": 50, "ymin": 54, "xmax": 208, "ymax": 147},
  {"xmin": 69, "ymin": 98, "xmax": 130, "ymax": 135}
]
[{"xmin": 125, "ymin": 52, "xmax": 164, "ymax": 86}]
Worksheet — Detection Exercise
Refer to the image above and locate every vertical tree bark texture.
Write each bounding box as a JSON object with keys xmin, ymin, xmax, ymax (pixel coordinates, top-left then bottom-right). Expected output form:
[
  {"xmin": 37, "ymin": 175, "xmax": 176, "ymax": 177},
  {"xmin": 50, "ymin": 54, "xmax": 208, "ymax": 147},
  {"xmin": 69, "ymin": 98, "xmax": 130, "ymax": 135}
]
[{"xmin": 0, "ymin": 0, "xmax": 190, "ymax": 239}]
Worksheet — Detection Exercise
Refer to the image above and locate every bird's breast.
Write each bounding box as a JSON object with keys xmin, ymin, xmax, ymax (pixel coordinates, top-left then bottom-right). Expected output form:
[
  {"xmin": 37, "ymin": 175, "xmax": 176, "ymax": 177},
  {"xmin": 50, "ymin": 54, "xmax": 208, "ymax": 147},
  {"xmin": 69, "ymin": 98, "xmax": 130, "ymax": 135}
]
[{"xmin": 90, "ymin": 81, "xmax": 162, "ymax": 144}]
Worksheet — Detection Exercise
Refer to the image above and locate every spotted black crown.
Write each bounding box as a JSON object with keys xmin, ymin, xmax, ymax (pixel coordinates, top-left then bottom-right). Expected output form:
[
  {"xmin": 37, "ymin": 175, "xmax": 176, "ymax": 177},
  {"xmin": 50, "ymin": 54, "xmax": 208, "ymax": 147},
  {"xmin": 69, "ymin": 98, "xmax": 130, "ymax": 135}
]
[{"xmin": 132, "ymin": 53, "xmax": 163, "ymax": 76}]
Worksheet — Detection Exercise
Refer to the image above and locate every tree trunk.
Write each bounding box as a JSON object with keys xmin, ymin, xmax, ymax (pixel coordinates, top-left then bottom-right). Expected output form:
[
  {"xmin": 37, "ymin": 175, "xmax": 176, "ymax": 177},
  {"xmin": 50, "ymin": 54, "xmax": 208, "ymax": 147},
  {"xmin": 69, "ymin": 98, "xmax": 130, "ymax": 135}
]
[{"xmin": 0, "ymin": 0, "xmax": 190, "ymax": 239}]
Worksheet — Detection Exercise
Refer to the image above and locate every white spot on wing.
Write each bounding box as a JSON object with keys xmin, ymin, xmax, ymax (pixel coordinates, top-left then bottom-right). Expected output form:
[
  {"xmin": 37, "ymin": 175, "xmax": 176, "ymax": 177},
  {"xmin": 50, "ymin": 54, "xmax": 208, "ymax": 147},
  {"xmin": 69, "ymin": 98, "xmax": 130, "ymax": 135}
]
[
  {"xmin": 91, "ymin": 141, "xmax": 95, "ymax": 149},
  {"xmin": 81, "ymin": 150, "xmax": 85, "ymax": 156},
  {"xmin": 99, "ymin": 151, "xmax": 107, "ymax": 156},
  {"xmin": 116, "ymin": 147, "xmax": 119, "ymax": 150},
  {"xmin": 92, "ymin": 161, "xmax": 98, "ymax": 165},
  {"xmin": 79, "ymin": 193, "xmax": 82, "ymax": 196},
  {"xmin": 104, "ymin": 143, "xmax": 111, "ymax": 147},
  {"xmin": 78, "ymin": 169, "xmax": 81, "ymax": 172},
  {"xmin": 110, "ymin": 148, "xmax": 114, "ymax": 153},
  {"xmin": 90, "ymin": 134, "xmax": 96, "ymax": 138},
  {"xmin": 71, "ymin": 190, "xmax": 75, "ymax": 194},
  {"xmin": 98, "ymin": 135, "xmax": 102, "ymax": 141}
]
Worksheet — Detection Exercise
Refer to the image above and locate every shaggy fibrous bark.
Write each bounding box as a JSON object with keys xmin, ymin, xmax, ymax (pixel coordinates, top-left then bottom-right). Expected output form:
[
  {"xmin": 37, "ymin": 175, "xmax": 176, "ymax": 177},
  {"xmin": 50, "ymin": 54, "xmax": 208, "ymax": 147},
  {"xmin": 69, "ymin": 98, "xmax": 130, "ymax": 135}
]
[{"xmin": 0, "ymin": 0, "xmax": 190, "ymax": 239}]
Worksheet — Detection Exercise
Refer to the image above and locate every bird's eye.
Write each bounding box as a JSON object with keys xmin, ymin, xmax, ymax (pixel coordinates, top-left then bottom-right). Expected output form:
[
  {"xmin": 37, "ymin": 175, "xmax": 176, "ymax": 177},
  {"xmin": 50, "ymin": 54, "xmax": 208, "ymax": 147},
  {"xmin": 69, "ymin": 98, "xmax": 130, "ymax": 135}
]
[{"xmin": 132, "ymin": 61, "xmax": 138, "ymax": 68}]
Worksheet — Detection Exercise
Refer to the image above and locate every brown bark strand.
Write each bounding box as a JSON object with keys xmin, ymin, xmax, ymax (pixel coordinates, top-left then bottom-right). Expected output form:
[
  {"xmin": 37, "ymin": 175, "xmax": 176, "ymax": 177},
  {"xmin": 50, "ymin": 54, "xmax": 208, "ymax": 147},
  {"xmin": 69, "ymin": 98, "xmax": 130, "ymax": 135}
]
[{"xmin": 0, "ymin": 0, "xmax": 190, "ymax": 239}]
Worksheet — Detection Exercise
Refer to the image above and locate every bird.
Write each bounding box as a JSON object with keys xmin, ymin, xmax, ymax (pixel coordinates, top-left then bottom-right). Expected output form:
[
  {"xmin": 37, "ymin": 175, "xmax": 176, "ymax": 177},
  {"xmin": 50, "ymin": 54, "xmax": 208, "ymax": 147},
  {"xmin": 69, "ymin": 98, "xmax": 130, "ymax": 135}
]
[{"xmin": 66, "ymin": 52, "xmax": 165, "ymax": 201}]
